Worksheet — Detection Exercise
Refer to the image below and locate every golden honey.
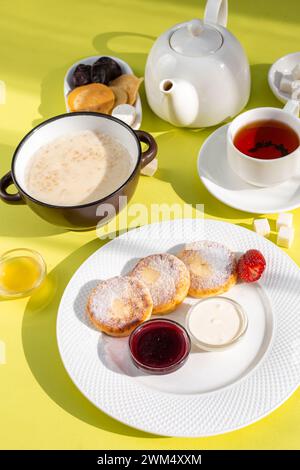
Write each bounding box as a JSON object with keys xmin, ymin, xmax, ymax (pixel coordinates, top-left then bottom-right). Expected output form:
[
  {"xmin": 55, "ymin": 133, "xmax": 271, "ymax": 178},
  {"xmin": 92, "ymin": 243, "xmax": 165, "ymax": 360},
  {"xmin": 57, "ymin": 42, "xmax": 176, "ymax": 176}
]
[{"xmin": 0, "ymin": 249, "xmax": 46, "ymax": 297}]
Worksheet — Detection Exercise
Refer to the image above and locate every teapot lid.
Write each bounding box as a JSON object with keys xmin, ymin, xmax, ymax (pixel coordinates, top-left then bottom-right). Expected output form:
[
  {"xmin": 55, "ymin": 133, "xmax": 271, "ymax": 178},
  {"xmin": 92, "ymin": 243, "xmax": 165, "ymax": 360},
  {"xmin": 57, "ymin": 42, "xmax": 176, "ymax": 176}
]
[{"xmin": 170, "ymin": 19, "xmax": 223, "ymax": 57}]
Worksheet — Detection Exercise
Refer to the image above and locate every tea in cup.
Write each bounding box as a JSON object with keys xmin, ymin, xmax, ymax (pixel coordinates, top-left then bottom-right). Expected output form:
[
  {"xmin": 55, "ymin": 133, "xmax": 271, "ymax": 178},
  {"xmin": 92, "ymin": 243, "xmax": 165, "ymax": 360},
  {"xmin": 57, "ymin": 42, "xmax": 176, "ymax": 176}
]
[{"xmin": 227, "ymin": 100, "xmax": 300, "ymax": 186}]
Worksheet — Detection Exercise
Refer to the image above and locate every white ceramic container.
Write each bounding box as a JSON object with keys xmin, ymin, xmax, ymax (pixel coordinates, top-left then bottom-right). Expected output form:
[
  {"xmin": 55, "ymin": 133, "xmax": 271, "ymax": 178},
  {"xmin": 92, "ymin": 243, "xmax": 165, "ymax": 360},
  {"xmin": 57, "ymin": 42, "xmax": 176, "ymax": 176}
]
[
  {"xmin": 268, "ymin": 52, "xmax": 300, "ymax": 104},
  {"xmin": 145, "ymin": 0, "xmax": 250, "ymax": 127},
  {"xmin": 64, "ymin": 55, "xmax": 142, "ymax": 130},
  {"xmin": 227, "ymin": 100, "xmax": 300, "ymax": 187}
]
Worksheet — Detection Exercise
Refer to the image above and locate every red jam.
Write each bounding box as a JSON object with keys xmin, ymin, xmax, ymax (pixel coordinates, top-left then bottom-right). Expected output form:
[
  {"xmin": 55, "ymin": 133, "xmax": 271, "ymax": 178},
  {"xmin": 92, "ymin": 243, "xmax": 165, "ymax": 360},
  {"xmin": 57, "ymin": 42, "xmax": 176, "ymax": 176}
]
[{"xmin": 129, "ymin": 319, "xmax": 190, "ymax": 374}]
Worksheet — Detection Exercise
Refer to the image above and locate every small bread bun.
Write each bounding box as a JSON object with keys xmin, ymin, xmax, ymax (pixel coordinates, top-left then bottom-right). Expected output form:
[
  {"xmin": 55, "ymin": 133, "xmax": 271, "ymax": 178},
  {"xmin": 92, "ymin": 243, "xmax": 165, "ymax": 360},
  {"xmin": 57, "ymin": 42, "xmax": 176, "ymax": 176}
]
[{"xmin": 86, "ymin": 276, "xmax": 153, "ymax": 337}]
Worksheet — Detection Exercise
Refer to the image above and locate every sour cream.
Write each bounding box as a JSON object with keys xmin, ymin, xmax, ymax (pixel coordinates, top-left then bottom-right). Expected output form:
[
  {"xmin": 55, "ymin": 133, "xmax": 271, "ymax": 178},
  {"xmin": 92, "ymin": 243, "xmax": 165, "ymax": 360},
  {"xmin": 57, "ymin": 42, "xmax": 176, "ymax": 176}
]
[{"xmin": 186, "ymin": 297, "xmax": 247, "ymax": 351}]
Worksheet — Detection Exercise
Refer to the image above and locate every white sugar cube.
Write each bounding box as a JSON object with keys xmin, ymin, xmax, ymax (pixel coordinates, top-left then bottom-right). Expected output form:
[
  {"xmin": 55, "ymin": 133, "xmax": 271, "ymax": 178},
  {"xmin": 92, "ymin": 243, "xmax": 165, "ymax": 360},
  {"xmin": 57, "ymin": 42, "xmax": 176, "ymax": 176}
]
[
  {"xmin": 279, "ymin": 76, "xmax": 292, "ymax": 93},
  {"xmin": 291, "ymin": 88, "xmax": 300, "ymax": 100},
  {"xmin": 292, "ymin": 64, "xmax": 300, "ymax": 80},
  {"xmin": 292, "ymin": 80, "xmax": 300, "ymax": 90},
  {"xmin": 112, "ymin": 104, "xmax": 136, "ymax": 127},
  {"xmin": 253, "ymin": 218, "xmax": 270, "ymax": 237},
  {"xmin": 277, "ymin": 226, "xmax": 294, "ymax": 248},
  {"xmin": 141, "ymin": 158, "xmax": 158, "ymax": 176},
  {"xmin": 276, "ymin": 213, "xmax": 293, "ymax": 230}
]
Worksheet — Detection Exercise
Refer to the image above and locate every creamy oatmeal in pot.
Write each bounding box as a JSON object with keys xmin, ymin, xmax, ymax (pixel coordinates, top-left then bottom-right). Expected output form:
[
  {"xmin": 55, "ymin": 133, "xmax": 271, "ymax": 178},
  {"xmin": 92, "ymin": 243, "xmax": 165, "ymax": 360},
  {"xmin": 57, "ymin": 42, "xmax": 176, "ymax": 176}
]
[{"xmin": 25, "ymin": 130, "xmax": 134, "ymax": 206}]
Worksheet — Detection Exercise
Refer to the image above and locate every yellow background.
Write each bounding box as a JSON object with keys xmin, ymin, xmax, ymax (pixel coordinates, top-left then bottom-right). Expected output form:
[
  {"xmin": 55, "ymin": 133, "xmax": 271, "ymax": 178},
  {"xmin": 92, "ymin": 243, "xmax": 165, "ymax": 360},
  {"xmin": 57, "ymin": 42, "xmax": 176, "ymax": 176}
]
[{"xmin": 0, "ymin": 0, "xmax": 299, "ymax": 450}]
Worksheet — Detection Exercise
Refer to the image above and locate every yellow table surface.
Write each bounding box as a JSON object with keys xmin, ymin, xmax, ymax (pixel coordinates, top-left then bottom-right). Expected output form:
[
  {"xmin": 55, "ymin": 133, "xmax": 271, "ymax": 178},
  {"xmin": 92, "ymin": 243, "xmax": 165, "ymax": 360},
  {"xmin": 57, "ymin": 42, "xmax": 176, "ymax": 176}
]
[{"xmin": 0, "ymin": 0, "xmax": 299, "ymax": 450}]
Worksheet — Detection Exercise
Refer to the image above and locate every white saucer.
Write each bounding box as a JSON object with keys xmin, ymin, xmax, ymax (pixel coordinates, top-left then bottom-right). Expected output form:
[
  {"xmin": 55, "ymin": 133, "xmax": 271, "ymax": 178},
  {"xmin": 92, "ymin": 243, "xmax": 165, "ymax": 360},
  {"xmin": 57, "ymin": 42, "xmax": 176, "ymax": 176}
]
[
  {"xmin": 64, "ymin": 55, "xmax": 142, "ymax": 130},
  {"xmin": 198, "ymin": 124, "xmax": 300, "ymax": 214},
  {"xmin": 268, "ymin": 52, "xmax": 300, "ymax": 104}
]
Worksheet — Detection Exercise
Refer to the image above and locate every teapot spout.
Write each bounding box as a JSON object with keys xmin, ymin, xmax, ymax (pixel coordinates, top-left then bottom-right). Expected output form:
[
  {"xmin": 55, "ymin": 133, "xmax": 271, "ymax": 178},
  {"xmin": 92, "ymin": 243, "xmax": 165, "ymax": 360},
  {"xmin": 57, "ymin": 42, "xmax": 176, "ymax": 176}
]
[
  {"xmin": 160, "ymin": 79, "xmax": 175, "ymax": 94},
  {"xmin": 159, "ymin": 78, "xmax": 199, "ymax": 127}
]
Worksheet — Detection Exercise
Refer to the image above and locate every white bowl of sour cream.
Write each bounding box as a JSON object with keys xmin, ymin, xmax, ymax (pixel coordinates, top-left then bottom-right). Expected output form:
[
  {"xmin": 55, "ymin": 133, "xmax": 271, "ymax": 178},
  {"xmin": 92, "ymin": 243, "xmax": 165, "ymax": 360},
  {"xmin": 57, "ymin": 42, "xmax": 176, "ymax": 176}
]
[{"xmin": 186, "ymin": 297, "xmax": 248, "ymax": 351}]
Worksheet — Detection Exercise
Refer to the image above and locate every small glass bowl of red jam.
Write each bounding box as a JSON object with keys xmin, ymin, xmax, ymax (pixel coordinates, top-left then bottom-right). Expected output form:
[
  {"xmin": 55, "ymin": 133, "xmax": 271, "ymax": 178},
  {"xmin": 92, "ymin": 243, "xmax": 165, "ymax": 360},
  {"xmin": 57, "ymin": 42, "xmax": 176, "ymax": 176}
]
[{"xmin": 129, "ymin": 319, "xmax": 191, "ymax": 374}]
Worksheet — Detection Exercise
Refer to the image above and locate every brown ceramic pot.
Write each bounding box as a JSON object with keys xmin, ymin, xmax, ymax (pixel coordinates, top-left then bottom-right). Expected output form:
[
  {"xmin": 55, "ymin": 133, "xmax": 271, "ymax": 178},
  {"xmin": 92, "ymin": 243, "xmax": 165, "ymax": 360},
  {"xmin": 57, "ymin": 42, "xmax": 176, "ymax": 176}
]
[{"xmin": 0, "ymin": 112, "xmax": 157, "ymax": 230}]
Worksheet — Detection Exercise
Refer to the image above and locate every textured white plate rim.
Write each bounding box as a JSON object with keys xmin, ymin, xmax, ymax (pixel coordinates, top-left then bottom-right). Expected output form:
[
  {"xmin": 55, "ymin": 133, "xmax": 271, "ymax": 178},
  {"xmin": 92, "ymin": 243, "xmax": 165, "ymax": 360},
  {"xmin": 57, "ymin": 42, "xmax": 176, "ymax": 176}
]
[
  {"xmin": 63, "ymin": 55, "xmax": 142, "ymax": 130},
  {"xmin": 56, "ymin": 219, "xmax": 300, "ymax": 437},
  {"xmin": 198, "ymin": 124, "xmax": 300, "ymax": 214},
  {"xmin": 268, "ymin": 52, "xmax": 300, "ymax": 104},
  {"xmin": 57, "ymin": 351, "xmax": 299, "ymax": 439}
]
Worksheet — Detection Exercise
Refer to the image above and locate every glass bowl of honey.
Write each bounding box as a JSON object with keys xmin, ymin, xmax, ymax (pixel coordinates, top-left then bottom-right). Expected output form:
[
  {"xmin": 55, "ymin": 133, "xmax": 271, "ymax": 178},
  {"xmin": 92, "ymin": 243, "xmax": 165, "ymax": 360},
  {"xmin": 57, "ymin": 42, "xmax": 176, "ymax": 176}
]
[{"xmin": 0, "ymin": 248, "xmax": 46, "ymax": 298}]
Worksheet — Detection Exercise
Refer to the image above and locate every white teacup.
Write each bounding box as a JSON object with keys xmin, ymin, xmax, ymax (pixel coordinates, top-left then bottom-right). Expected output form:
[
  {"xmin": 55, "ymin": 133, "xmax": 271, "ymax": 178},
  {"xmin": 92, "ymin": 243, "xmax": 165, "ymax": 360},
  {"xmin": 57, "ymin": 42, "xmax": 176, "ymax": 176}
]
[{"xmin": 227, "ymin": 100, "xmax": 300, "ymax": 187}]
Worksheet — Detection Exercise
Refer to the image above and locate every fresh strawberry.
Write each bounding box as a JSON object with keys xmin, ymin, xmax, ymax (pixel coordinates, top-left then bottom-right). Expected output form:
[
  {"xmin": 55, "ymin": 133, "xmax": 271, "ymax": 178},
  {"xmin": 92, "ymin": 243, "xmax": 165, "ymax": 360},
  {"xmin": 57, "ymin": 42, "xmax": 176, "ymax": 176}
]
[{"xmin": 237, "ymin": 249, "xmax": 266, "ymax": 283}]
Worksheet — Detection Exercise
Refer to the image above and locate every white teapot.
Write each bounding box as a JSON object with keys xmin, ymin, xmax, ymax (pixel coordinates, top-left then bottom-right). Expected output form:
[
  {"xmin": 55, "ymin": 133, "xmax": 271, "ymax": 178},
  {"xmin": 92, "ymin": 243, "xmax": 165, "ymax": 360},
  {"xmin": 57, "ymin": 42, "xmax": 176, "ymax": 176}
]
[{"xmin": 145, "ymin": 0, "xmax": 250, "ymax": 128}]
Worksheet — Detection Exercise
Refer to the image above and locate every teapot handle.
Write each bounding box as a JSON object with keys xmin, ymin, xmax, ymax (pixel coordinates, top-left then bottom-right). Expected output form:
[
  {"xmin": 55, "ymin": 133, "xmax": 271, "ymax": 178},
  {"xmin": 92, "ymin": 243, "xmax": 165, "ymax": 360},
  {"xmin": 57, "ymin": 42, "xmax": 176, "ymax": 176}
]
[{"xmin": 204, "ymin": 0, "xmax": 228, "ymax": 27}]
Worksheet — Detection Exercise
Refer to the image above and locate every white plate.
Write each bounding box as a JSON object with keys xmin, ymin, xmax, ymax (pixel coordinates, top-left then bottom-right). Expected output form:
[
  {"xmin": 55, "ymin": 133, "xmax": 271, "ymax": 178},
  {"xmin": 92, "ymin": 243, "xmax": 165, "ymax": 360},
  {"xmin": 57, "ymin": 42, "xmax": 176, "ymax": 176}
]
[
  {"xmin": 198, "ymin": 124, "xmax": 300, "ymax": 214},
  {"xmin": 57, "ymin": 219, "xmax": 300, "ymax": 437},
  {"xmin": 64, "ymin": 55, "xmax": 142, "ymax": 130},
  {"xmin": 268, "ymin": 52, "xmax": 300, "ymax": 104}
]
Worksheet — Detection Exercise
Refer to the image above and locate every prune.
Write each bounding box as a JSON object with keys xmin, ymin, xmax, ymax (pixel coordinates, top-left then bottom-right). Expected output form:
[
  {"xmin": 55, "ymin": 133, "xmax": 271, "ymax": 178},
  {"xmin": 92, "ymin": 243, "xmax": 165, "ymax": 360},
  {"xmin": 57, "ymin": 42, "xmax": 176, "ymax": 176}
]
[
  {"xmin": 91, "ymin": 63, "xmax": 110, "ymax": 85},
  {"xmin": 72, "ymin": 64, "xmax": 91, "ymax": 87},
  {"xmin": 92, "ymin": 57, "xmax": 122, "ymax": 83}
]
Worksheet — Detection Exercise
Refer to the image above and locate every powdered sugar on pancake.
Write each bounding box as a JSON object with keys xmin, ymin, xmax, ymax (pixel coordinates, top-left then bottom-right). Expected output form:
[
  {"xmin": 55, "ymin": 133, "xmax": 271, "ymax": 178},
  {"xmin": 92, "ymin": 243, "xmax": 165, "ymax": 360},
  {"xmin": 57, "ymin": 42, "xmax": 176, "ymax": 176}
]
[
  {"xmin": 130, "ymin": 253, "xmax": 190, "ymax": 308},
  {"xmin": 178, "ymin": 241, "xmax": 236, "ymax": 291},
  {"xmin": 87, "ymin": 276, "xmax": 152, "ymax": 331}
]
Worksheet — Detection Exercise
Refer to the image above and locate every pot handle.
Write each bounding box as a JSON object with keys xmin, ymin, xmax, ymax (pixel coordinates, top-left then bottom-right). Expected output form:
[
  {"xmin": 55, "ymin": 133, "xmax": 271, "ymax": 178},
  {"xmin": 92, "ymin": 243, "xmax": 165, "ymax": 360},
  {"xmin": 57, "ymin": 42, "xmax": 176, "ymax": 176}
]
[
  {"xmin": 204, "ymin": 0, "xmax": 228, "ymax": 27},
  {"xmin": 135, "ymin": 130, "xmax": 158, "ymax": 169},
  {"xmin": 0, "ymin": 171, "xmax": 23, "ymax": 204}
]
